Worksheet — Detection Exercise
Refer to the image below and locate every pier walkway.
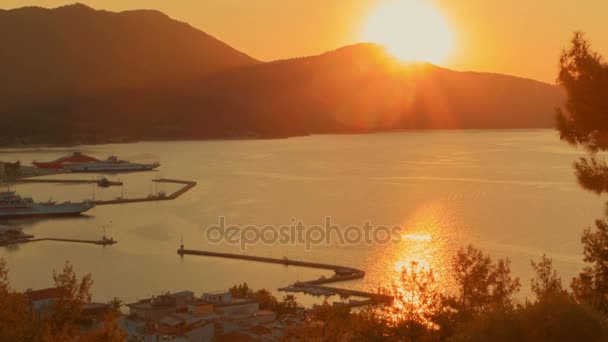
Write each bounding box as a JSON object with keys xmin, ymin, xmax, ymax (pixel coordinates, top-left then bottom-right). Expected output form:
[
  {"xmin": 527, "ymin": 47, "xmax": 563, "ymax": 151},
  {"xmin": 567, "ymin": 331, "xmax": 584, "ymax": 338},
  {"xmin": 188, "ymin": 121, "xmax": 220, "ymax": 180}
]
[
  {"xmin": 17, "ymin": 179, "xmax": 123, "ymax": 186},
  {"xmin": 1, "ymin": 237, "xmax": 117, "ymax": 247},
  {"xmin": 94, "ymin": 179, "xmax": 196, "ymax": 205},
  {"xmin": 177, "ymin": 248, "xmax": 392, "ymax": 306}
]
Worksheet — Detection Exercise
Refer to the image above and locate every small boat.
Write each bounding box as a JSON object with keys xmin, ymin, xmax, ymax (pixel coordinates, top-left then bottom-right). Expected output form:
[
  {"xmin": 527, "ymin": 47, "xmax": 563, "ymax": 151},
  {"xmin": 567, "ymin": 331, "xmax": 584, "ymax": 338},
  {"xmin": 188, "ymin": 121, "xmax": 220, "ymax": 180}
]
[{"xmin": 97, "ymin": 177, "xmax": 111, "ymax": 188}]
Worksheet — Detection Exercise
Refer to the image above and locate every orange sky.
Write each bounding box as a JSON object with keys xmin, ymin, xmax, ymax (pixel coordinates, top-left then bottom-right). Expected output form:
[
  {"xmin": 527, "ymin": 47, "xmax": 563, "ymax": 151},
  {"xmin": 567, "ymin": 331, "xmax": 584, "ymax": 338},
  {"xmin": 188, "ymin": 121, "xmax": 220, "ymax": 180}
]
[{"xmin": 3, "ymin": 0, "xmax": 607, "ymax": 83}]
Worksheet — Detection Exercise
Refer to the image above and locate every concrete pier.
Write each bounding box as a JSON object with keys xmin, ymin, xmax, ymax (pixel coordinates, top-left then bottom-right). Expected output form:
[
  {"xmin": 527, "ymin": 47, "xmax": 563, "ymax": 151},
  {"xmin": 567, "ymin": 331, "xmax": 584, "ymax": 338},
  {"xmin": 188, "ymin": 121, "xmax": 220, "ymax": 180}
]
[
  {"xmin": 94, "ymin": 178, "xmax": 196, "ymax": 205},
  {"xmin": 1, "ymin": 236, "xmax": 117, "ymax": 247},
  {"xmin": 17, "ymin": 179, "xmax": 123, "ymax": 186},
  {"xmin": 177, "ymin": 247, "xmax": 392, "ymax": 306}
]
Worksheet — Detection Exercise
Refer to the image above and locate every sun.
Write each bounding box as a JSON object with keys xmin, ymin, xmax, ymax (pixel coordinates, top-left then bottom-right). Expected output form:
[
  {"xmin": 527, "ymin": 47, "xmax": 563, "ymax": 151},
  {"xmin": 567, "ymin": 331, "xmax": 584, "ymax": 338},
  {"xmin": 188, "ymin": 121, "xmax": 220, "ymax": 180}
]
[{"xmin": 361, "ymin": 0, "xmax": 455, "ymax": 64}]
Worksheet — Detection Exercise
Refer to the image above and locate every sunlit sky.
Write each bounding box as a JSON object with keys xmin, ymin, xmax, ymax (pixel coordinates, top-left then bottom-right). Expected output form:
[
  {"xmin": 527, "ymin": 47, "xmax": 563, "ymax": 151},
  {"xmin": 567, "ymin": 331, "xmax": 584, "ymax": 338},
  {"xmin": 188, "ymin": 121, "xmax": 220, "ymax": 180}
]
[{"xmin": 3, "ymin": 0, "xmax": 607, "ymax": 83}]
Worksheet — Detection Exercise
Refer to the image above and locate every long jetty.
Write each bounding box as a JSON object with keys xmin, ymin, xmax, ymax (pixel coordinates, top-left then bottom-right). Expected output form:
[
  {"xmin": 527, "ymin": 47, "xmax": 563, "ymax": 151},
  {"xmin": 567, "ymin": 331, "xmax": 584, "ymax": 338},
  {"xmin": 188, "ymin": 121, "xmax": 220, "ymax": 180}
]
[
  {"xmin": 1, "ymin": 237, "xmax": 117, "ymax": 247},
  {"xmin": 177, "ymin": 247, "xmax": 392, "ymax": 306},
  {"xmin": 94, "ymin": 179, "xmax": 196, "ymax": 205},
  {"xmin": 17, "ymin": 179, "xmax": 122, "ymax": 186}
]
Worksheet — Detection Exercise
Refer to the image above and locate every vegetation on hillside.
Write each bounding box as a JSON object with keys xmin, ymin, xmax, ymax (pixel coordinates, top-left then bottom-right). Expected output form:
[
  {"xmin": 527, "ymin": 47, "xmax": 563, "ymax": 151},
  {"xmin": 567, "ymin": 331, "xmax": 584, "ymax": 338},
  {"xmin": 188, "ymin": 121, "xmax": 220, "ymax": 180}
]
[
  {"xmin": 557, "ymin": 32, "xmax": 608, "ymax": 317},
  {"xmin": 0, "ymin": 260, "xmax": 125, "ymax": 341}
]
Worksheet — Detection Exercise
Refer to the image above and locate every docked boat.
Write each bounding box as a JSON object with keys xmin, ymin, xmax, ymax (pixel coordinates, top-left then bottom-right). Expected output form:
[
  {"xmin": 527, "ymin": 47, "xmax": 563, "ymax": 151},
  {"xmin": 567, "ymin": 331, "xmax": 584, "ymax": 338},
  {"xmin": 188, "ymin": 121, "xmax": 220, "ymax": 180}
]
[
  {"xmin": 33, "ymin": 153, "xmax": 160, "ymax": 173},
  {"xmin": 62, "ymin": 156, "xmax": 160, "ymax": 173},
  {"xmin": 33, "ymin": 152, "xmax": 100, "ymax": 169},
  {"xmin": 0, "ymin": 190, "xmax": 94, "ymax": 218}
]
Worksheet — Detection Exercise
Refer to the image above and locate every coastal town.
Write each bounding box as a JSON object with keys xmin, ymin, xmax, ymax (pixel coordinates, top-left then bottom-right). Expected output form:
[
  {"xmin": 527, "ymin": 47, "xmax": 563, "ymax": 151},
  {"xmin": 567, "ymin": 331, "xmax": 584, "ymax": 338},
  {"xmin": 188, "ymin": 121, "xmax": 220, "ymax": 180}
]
[{"xmin": 22, "ymin": 284, "xmax": 324, "ymax": 341}]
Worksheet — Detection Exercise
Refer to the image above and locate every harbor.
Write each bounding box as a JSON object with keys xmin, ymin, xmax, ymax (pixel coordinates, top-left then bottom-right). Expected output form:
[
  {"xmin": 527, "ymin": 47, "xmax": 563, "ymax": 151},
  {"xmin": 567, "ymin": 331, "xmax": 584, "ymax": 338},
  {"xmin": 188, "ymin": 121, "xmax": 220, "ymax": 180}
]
[
  {"xmin": 177, "ymin": 247, "xmax": 393, "ymax": 306},
  {"xmin": 2, "ymin": 151, "xmax": 197, "ymax": 215}
]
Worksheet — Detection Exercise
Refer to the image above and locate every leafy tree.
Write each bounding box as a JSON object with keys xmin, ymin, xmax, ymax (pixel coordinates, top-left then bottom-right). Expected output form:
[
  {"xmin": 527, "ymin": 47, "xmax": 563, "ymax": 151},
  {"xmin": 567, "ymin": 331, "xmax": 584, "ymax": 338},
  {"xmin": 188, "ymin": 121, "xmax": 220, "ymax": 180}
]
[
  {"xmin": 451, "ymin": 292, "xmax": 608, "ymax": 342},
  {"xmin": 364, "ymin": 260, "xmax": 441, "ymax": 340},
  {"xmin": 310, "ymin": 300, "xmax": 356, "ymax": 341},
  {"xmin": 447, "ymin": 245, "xmax": 520, "ymax": 315},
  {"xmin": 490, "ymin": 258, "xmax": 521, "ymax": 307},
  {"xmin": 0, "ymin": 258, "xmax": 32, "ymax": 341},
  {"xmin": 108, "ymin": 297, "xmax": 124, "ymax": 312},
  {"xmin": 277, "ymin": 294, "xmax": 301, "ymax": 316},
  {"xmin": 556, "ymin": 32, "xmax": 608, "ymax": 315},
  {"xmin": 228, "ymin": 282, "xmax": 254, "ymax": 298},
  {"xmin": 557, "ymin": 32, "xmax": 608, "ymax": 157},
  {"xmin": 253, "ymin": 289, "xmax": 279, "ymax": 310},
  {"xmin": 530, "ymin": 254, "xmax": 565, "ymax": 301},
  {"xmin": 47, "ymin": 261, "xmax": 94, "ymax": 336},
  {"xmin": 571, "ymin": 219, "xmax": 608, "ymax": 314},
  {"xmin": 0, "ymin": 258, "xmax": 8, "ymax": 295},
  {"xmin": 79, "ymin": 314, "xmax": 127, "ymax": 342}
]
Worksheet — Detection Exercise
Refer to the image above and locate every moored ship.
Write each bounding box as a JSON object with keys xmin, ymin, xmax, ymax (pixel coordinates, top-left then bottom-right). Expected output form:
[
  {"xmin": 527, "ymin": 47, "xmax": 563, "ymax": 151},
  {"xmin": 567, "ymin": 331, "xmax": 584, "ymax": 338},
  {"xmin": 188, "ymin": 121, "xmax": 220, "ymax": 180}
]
[
  {"xmin": 33, "ymin": 152, "xmax": 100, "ymax": 169},
  {"xmin": 0, "ymin": 191, "xmax": 94, "ymax": 218},
  {"xmin": 62, "ymin": 156, "xmax": 160, "ymax": 172},
  {"xmin": 33, "ymin": 153, "xmax": 160, "ymax": 172}
]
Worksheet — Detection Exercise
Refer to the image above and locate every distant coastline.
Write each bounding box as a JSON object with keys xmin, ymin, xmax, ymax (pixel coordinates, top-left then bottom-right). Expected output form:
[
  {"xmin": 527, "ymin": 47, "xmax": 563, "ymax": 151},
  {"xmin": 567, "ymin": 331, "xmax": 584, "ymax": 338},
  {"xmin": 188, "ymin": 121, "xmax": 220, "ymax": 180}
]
[{"xmin": 0, "ymin": 128, "xmax": 558, "ymax": 149}]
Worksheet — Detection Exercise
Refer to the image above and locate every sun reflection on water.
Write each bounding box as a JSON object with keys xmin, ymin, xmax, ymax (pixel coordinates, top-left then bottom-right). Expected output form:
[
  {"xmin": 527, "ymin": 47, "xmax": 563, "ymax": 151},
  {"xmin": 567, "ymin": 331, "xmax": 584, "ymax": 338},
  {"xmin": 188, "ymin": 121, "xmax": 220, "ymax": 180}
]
[
  {"xmin": 363, "ymin": 202, "xmax": 470, "ymax": 325},
  {"xmin": 366, "ymin": 202, "xmax": 470, "ymax": 294}
]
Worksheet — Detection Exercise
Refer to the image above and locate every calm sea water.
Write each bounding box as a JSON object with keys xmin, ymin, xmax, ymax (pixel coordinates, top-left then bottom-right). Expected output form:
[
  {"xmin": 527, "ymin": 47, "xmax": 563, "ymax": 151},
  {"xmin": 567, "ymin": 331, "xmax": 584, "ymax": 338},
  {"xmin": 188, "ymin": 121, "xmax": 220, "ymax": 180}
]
[{"xmin": 0, "ymin": 130, "xmax": 601, "ymax": 304}]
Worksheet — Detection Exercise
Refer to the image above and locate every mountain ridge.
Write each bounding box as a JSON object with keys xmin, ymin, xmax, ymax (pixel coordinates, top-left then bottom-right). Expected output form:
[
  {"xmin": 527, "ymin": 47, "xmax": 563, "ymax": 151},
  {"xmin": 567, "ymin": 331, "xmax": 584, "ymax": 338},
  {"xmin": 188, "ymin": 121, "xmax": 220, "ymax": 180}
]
[{"xmin": 0, "ymin": 4, "xmax": 564, "ymax": 146}]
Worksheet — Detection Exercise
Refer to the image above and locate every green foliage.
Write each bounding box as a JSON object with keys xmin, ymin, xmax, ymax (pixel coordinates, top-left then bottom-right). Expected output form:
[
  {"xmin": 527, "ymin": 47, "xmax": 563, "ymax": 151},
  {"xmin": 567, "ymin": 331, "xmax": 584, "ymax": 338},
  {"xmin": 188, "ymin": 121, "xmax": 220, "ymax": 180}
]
[
  {"xmin": 530, "ymin": 254, "xmax": 564, "ymax": 301},
  {"xmin": 556, "ymin": 31, "xmax": 608, "ymax": 323},
  {"xmin": 0, "ymin": 258, "xmax": 8, "ymax": 295},
  {"xmin": 107, "ymin": 297, "xmax": 124, "ymax": 312},
  {"xmin": 451, "ymin": 293, "xmax": 608, "ymax": 342},
  {"xmin": 228, "ymin": 282, "xmax": 254, "ymax": 298},
  {"xmin": 571, "ymin": 219, "xmax": 608, "ymax": 314},
  {"xmin": 310, "ymin": 301, "xmax": 360, "ymax": 341},
  {"xmin": 278, "ymin": 294, "xmax": 301, "ymax": 316},
  {"xmin": 0, "ymin": 258, "xmax": 124, "ymax": 341},
  {"xmin": 48, "ymin": 261, "xmax": 94, "ymax": 335},
  {"xmin": 445, "ymin": 245, "xmax": 520, "ymax": 316},
  {"xmin": 228, "ymin": 283, "xmax": 301, "ymax": 317},
  {"xmin": 362, "ymin": 260, "xmax": 441, "ymax": 340},
  {"xmin": 253, "ymin": 289, "xmax": 278, "ymax": 310}
]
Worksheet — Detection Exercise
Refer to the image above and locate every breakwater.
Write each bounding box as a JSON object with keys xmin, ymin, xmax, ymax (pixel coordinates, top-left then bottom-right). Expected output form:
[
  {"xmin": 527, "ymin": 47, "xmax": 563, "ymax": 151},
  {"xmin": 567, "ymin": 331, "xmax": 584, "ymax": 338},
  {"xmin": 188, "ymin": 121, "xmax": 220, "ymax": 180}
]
[{"xmin": 177, "ymin": 247, "xmax": 392, "ymax": 306}]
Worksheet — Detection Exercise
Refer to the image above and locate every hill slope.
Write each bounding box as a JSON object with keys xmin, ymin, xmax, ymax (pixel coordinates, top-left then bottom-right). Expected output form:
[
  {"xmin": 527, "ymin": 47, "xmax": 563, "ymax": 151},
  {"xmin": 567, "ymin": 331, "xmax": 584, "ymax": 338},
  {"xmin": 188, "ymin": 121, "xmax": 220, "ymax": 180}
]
[
  {"xmin": 0, "ymin": 3, "xmax": 257, "ymax": 103},
  {"xmin": 25, "ymin": 44, "xmax": 562, "ymax": 144}
]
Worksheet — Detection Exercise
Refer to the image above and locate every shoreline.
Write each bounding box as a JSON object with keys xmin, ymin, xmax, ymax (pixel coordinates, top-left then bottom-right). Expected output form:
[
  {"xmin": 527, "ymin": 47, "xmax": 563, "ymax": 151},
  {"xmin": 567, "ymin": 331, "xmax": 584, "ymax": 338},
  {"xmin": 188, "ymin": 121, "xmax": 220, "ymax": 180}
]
[{"xmin": 0, "ymin": 128, "xmax": 555, "ymax": 150}]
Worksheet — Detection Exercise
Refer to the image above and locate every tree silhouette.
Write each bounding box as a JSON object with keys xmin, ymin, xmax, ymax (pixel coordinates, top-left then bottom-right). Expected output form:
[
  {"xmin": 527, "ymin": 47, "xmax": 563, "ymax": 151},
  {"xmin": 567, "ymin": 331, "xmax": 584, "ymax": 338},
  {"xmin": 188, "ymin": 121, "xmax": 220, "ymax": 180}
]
[
  {"xmin": 107, "ymin": 297, "xmax": 124, "ymax": 312},
  {"xmin": 557, "ymin": 32, "xmax": 608, "ymax": 315},
  {"xmin": 557, "ymin": 32, "xmax": 608, "ymax": 192},
  {"xmin": 530, "ymin": 254, "xmax": 564, "ymax": 301},
  {"xmin": 446, "ymin": 245, "xmax": 520, "ymax": 315},
  {"xmin": 571, "ymin": 219, "xmax": 608, "ymax": 314}
]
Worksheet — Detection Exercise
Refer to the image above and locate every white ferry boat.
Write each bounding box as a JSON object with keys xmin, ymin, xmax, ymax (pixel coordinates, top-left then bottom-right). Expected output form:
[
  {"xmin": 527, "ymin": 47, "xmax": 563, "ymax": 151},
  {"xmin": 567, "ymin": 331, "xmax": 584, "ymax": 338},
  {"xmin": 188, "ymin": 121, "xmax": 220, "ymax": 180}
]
[{"xmin": 0, "ymin": 191, "xmax": 94, "ymax": 218}]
